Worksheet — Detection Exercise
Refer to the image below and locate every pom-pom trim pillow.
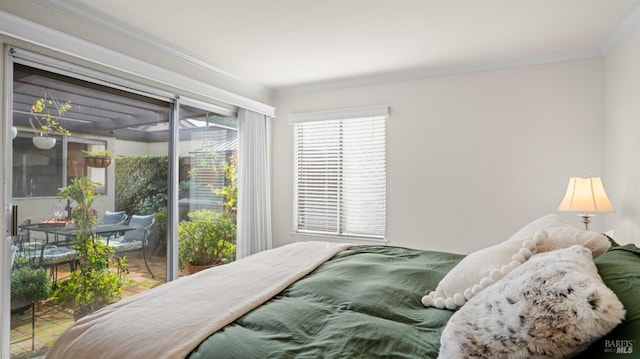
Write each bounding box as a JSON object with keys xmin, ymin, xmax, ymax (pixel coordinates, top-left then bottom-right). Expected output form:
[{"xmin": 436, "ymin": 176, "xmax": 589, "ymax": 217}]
[
  {"xmin": 422, "ymin": 214, "xmax": 611, "ymax": 310},
  {"xmin": 421, "ymin": 231, "xmax": 545, "ymax": 310}
]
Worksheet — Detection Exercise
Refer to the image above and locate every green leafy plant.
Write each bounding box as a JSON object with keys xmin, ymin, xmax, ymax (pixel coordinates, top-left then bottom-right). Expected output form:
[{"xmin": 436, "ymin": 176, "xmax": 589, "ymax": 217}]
[
  {"xmin": 114, "ymin": 156, "xmax": 177, "ymax": 256},
  {"xmin": 178, "ymin": 210, "xmax": 236, "ymax": 268},
  {"xmin": 11, "ymin": 257, "xmax": 52, "ymax": 307},
  {"xmin": 54, "ymin": 177, "xmax": 126, "ymax": 317},
  {"xmin": 115, "ymin": 155, "xmax": 169, "ymax": 215},
  {"xmin": 29, "ymin": 97, "xmax": 71, "ymax": 137},
  {"xmin": 54, "ymin": 241, "xmax": 124, "ymax": 317},
  {"xmin": 58, "ymin": 177, "xmax": 100, "ymax": 227},
  {"xmin": 178, "ymin": 151, "xmax": 238, "ymax": 272},
  {"xmin": 213, "ymin": 151, "xmax": 237, "ymax": 222}
]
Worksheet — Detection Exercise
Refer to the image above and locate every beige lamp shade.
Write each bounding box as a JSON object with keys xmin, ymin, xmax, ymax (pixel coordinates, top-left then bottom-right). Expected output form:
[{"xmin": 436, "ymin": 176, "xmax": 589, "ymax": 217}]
[
  {"xmin": 557, "ymin": 177, "xmax": 613, "ymax": 213},
  {"xmin": 558, "ymin": 177, "xmax": 612, "ymax": 230}
]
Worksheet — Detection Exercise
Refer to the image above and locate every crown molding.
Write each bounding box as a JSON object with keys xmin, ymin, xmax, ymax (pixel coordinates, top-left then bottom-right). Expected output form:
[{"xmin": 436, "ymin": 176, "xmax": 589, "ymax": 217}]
[
  {"xmin": 35, "ymin": 0, "xmax": 273, "ymax": 97},
  {"xmin": 277, "ymin": 48, "xmax": 603, "ymax": 95},
  {"xmin": 601, "ymin": 3, "xmax": 640, "ymax": 55},
  {"xmin": 0, "ymin": 10, "xmax": 275, "ymax": 117}
]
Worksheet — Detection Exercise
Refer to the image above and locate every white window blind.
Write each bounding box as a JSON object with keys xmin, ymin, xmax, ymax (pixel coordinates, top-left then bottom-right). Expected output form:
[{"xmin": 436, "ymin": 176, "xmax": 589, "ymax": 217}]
[{"xmin": 291, "ymin": 106, "xmax": 387, "ymax": 239}]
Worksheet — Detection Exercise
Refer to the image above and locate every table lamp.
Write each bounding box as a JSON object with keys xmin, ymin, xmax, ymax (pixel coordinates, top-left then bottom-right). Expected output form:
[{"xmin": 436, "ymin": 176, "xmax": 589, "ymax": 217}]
[{"xmin": 557, "ymin": 176, "xmax": 613, "ymax": 230}]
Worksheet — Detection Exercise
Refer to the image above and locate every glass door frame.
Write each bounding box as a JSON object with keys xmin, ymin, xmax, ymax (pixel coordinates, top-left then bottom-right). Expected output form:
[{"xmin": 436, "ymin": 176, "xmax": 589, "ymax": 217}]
[{"xmin": 2, "ymin": 45, "xmax": 16, "ymax": 358}]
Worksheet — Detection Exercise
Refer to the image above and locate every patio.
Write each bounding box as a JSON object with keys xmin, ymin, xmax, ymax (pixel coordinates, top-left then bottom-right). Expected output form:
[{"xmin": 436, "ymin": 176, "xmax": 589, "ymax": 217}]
[{"xmin": 10, "ymin": 251, "xmax": 167, "ymax": 358}]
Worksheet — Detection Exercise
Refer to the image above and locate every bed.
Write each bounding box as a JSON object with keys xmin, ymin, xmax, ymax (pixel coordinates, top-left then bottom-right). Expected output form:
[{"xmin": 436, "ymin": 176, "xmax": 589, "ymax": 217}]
[{"xmin": 47, "ymin": 214, "xmax": 640, "ymax": 359}]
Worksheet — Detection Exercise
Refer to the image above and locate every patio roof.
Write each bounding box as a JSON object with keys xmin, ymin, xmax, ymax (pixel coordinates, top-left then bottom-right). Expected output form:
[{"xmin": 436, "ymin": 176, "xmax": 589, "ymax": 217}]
[
  {"xmin": 190, "ymin": 138, "xmax": 238, "ymax": 154},
  {"xmin": 12, "ymin": 64, "xmax": 237, "ymax": 143}
]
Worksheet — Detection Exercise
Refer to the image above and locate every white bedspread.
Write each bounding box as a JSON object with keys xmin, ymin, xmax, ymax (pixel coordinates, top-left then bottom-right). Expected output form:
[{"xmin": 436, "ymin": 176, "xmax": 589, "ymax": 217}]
[{"xmin": 46, "ymin": 241, "xmax": 351, "ymax": 359}]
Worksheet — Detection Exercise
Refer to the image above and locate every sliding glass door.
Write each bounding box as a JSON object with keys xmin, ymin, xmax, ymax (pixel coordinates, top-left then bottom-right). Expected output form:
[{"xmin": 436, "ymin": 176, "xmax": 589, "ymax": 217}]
[
  {"xmin": 6, "ymin": 53, "xmax": 241, "ymax": 357},
  {"xmin": 176, "ymin": 103, "xmax": 238, "ymax": 277},
  {"xmin": 8, "ymin": 54, "xmax": 181, "ymax": 357}
]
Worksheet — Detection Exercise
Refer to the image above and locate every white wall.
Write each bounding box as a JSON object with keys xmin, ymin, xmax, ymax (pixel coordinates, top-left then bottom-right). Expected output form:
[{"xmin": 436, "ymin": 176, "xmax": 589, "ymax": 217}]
[
  {"xmin": 605, "ymin": 23, "xmax": 640, "ymax": 246},
  {"xmin": 273, "ymin": 58, "xmax": 606, "ymax": 254}
]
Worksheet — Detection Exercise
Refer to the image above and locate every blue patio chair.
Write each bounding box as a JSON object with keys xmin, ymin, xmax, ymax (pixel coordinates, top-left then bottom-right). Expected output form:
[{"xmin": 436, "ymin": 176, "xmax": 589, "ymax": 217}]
[
  {"xmin": 101, "ymin": 211, "xmax": 128, "ymax": 225},
  {"xmin": 36, "ymin": 246, "xmax": 79, "ymax": 276},
  {"xmin": 15, "ymin": 230, "xmax": 79, "ymax": 284},
  {"xmin": 100, "ymin": 211, "xmax": 128, "ymax": 242},
  {"xmin": 102, "ymin": 214, "xmax": 155, "ymax": 277}
]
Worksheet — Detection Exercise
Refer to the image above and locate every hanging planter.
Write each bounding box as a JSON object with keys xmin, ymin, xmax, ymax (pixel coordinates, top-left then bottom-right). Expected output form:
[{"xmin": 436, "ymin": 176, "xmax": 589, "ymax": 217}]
[
  {"xmin": 33, "ymin": 135, "xmax": 56, "ymax": 149},
  {"xmin": 83, "ymin": 149, "xmax": 113, "ymax": 168},
  {"xmin": 85, "ymin": 156, "xmax": 112, "ymax": 168},
  {"xmin": 29, "ymin": 94, "xmax": 71, "ymax": 149}
]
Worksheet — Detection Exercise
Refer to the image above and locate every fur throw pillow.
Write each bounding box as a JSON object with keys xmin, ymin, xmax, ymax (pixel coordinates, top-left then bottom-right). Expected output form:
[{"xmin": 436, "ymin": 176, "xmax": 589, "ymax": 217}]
[{"xmin": 439, "ymin": 245, "xmax": 625, "ymax": 359}]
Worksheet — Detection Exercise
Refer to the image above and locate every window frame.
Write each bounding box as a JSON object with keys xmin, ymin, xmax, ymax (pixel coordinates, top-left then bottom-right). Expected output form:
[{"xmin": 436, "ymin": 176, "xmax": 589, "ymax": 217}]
[{"xmin": 290, "ymin": 106, "xmax": 388, "ymax": 243}]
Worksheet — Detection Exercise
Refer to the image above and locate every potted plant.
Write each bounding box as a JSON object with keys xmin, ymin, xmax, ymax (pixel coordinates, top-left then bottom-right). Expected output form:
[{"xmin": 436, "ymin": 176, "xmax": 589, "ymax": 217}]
[
  {"xmin": 10, "ymin": 257, "xmax": 52, "ymax": 315},
  {"xmin": 178, "ymin": 210, "xmax": 236, "ymax": 274},
  {"xmin": 29, "ymin": 96, "xmax": 71, "ymax": 149},
  {"xmin": 178, "ymin": 153, "xmax": 237, "ymax": 274},
  {"xmin": 82, "ymin": 149, "xmax": 114, "ymax": 168},
  {"xmin": 54, "ymin": 177, "xmax": 126, "ymax": 318}
]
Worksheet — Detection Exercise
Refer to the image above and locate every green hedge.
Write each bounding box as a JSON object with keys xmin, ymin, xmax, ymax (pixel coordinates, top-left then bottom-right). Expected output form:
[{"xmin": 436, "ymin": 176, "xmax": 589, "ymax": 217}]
[{"xmin": 115, "ymin": 155, "xmax": 169, "ymax": 215}]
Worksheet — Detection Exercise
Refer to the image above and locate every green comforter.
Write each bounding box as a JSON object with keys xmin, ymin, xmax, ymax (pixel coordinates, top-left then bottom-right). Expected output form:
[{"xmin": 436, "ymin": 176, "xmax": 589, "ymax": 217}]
[
  {"xmin": 575, "ymin": 244, "xmax": 640, "ymax": 358},
  {"xmin": 189, "ymin": 245, "xmax": 463, "ymax": 358},
  {"xmin": 189, "ymin": 243, "xmax": 640, "ymax": 359}
]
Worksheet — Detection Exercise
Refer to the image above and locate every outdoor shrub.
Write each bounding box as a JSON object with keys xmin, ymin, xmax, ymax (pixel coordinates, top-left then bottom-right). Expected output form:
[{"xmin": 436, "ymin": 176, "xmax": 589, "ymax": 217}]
[
  {"xmin": 178, "ymin": 210, "xmax": 236, "ymax": 267},
  {"xmin": 115, "ymin": 155, "xmax": 169, "ymax": 215}
]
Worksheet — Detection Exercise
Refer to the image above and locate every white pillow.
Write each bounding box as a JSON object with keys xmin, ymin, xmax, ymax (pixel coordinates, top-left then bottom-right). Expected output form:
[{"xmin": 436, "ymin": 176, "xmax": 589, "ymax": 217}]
[
  {"xmin": 421, "ymin": 214, "xmax": 611, "ymax": 310},
  {"xmin": 421, "ymin": 231, "xmax": 545, "ymax": 310},
  {"xmin": 439, "ymin": 245, "xmax": 625, "ymax": 358}
]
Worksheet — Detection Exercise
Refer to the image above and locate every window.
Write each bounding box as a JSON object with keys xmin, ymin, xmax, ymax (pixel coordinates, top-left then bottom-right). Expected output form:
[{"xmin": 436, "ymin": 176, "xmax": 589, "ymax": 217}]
[
  {"xmin": 69, "ymin": 140, "xmax": 109, "ymax": 194},
  {"xmin": 11, "ymin": 134, "xmax": 110, "ymax": 197},
  {"xmin": 291, "ymin": 106, "xmax": 388, "ymax": 239},
  {"xmin": 12, "ymin": 134, "xmax": 64, "ymax": 197}
]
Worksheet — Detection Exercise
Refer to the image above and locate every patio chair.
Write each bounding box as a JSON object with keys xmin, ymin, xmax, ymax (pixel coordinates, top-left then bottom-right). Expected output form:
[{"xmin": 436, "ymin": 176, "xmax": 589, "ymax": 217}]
[
  {"xmin": 35, "ymin": 245, "xmax": 79, "ymax": 282},
  {"xmin": 102, "ymin": 214, "xmax": 155, "ymax": 277},
  {"xmin": 99, "ymin": 211, "xmax": 128, "ymax": 242},
  {"xmin": 100, "ymin": 211, "xmax": 128, "ymax": 225},
  {"xmin": 15, "ymin": 228, "xmax": 79, "ymax": 284}
]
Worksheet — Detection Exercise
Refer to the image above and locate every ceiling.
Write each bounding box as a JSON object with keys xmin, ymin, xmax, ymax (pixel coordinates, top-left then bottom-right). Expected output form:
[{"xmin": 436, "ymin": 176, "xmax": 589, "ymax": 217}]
[
  {"xmin": 65, "ymin": 0, "xmax": 640, "ymax": 90},
  {"xmin": 8, "ymin": 0, "xmax": 640, "ymax": 140}
]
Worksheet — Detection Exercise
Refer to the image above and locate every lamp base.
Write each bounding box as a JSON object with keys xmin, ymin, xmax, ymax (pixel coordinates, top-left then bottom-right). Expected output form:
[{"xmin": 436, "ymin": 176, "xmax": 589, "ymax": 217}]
[{"xmin": 578, "ymin": 213, "xmax": 593, "ymax": 231}]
